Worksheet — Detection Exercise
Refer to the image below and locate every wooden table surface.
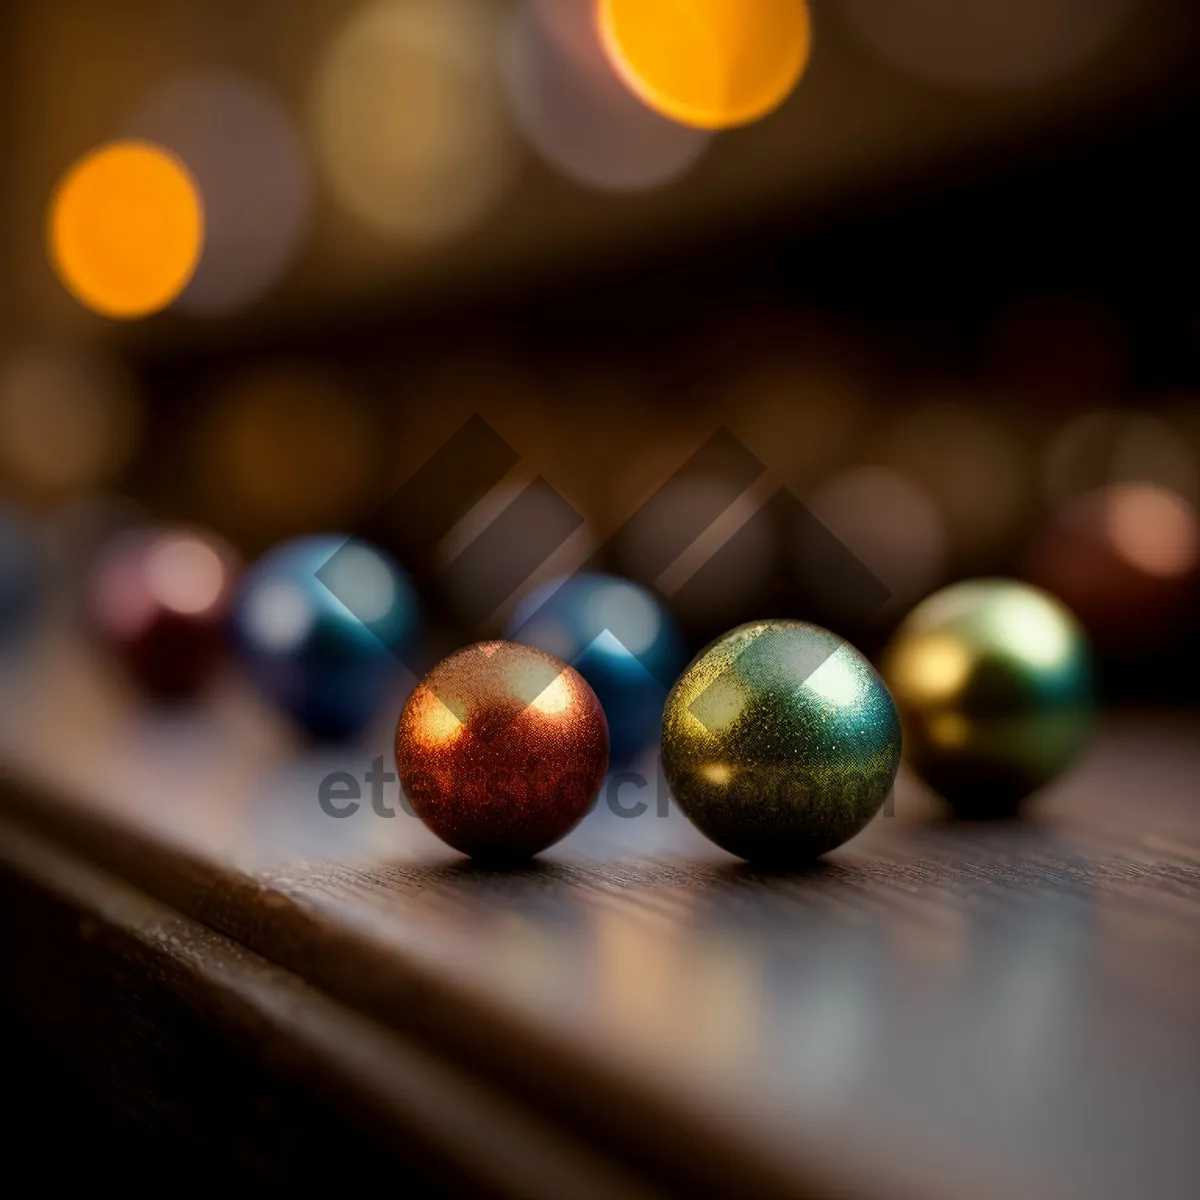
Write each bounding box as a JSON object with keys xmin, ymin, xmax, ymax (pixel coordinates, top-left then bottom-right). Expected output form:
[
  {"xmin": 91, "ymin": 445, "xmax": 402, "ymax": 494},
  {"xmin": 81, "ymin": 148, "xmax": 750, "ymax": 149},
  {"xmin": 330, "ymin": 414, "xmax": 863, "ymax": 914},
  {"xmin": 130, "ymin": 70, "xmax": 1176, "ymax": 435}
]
[{"xmin": 2, "ymin": 628, "xmax": 1199, "ymax": 1198}]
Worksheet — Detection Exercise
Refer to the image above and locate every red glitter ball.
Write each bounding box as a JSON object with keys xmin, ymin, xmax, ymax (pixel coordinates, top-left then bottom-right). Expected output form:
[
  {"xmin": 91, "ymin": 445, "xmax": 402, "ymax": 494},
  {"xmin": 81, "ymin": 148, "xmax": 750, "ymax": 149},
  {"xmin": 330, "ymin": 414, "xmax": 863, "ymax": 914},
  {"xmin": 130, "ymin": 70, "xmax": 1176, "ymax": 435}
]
[{"xmin": 396, "ymin": 641, "xmax": 609, "ymax": 861}]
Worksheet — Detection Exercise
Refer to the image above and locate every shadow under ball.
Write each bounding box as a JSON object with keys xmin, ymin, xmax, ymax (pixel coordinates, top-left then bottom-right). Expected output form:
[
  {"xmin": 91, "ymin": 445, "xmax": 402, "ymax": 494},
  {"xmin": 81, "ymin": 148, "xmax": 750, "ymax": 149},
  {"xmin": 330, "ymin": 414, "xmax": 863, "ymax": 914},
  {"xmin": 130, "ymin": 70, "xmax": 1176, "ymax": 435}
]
[
  {"xmin": 880, "ymin": 579, "xmax": 1093, "ymax": 818},
  {"xmin": 661, "ymin": 620, "xmax": 901, "ymax": 864},
  {"xmin": 88, "ymin": 526, "xmax": 240, "ymax": 700},
  {"xmin": 396, "ymin": 641, "xmax": 609, "ymax": 861}
]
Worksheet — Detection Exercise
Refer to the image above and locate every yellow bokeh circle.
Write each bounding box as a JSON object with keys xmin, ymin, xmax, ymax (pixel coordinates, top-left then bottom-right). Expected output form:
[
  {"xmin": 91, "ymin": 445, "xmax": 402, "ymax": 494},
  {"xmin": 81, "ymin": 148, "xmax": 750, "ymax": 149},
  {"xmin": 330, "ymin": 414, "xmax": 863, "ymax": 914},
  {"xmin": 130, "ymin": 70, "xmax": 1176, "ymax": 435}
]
[
  {"xmin": 598, "ymin": 0, "xmax": 811, "ymax": 129},
  {"xmin": 48, "ymin": 140, "xmax": 204, "ymax": 319}
]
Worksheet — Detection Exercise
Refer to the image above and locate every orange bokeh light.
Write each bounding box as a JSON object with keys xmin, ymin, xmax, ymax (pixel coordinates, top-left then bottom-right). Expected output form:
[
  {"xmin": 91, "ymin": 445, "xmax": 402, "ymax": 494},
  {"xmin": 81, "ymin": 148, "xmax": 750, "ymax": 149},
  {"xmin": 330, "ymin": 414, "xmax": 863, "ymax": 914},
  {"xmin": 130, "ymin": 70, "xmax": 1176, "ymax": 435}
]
[
  {"xmin": 47, "ymin": 140, "xmax": 204, "ymax": 319},
  {"xmin": 598, "ymin": 0, "xmax": 811, "ymax": 130}
]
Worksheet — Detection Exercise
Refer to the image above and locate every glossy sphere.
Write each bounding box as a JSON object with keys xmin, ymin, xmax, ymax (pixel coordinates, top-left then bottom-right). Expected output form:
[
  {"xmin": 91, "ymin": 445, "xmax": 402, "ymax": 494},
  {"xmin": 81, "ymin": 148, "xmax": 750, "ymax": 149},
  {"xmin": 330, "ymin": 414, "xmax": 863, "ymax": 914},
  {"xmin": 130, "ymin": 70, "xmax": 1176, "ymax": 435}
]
[
  {"xmin": 662, "ymin": 620, "xmax": 901, "ymax": 864},
  {"xmin": 396, "ymin": 641, "xmax": 609, "ymax": 861},
  {"xmin": 0, "ymin": 505, "xmax": 41, "ymax": 647},
  {"xmin": 881, "ymin": 580, "xmax": 1093, "ymax": 817},
  {"xmin": 506, "ymin": 572, "xmax": 685, "ymax": 764},
  {"xmin": 89, "ymin": 526, "xmax": 239, "ymax": 699},
  {"xmin": 233, "ymin": 535, "xmax": 420, "ymax": 740}
]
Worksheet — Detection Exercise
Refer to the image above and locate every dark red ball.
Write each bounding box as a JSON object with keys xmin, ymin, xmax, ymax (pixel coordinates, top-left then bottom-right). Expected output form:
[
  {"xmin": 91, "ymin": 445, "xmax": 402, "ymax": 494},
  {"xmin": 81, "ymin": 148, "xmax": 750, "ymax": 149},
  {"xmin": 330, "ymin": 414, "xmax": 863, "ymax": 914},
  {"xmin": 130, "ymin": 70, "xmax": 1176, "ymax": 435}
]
[
  {"xmin": 89, "ymin": 526, "xmax": 240, "ymax": 700},
  {"xmin": 1026, "ymin": 483, "xmax": 1200, "ymax": 657},
  {"xmin": 396, "ymin": 641, "xmax": 609, "ymax": 861}
]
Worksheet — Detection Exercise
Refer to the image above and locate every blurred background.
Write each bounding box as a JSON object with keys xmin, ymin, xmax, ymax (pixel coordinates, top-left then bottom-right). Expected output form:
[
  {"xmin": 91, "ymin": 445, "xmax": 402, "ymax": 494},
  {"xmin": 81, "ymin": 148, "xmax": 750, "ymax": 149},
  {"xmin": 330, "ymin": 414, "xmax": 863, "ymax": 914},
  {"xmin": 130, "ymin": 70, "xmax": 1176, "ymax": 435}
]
[{"xmin": 3, "ymin": 0, "xmax": 1200, "ymax": 716}]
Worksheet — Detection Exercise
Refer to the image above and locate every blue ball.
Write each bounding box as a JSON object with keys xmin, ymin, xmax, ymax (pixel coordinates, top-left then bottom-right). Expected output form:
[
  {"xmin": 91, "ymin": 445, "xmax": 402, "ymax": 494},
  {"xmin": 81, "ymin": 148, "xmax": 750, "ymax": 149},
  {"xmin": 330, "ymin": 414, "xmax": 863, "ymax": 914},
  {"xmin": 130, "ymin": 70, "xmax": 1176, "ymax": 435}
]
[
  {"xmin": 0, "ymin": 505, "xmax": 40, "ymax": 648},
  {"xmin": 232, "ymin": 535, "xmax": 421, "ymax": 741},
  {"xmin": 507, "ymin": 572, "xmax": 685, "ymax": 763}
]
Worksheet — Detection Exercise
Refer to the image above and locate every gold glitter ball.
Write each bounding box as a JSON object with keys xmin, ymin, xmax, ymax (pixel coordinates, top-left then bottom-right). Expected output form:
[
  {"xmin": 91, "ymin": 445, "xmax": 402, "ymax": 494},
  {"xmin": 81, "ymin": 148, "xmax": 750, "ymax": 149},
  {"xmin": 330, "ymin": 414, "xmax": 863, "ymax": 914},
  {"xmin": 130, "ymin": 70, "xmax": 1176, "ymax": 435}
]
[{"xmin": 661, "ymin": 620, "xmax": 901, "ymax": 863}]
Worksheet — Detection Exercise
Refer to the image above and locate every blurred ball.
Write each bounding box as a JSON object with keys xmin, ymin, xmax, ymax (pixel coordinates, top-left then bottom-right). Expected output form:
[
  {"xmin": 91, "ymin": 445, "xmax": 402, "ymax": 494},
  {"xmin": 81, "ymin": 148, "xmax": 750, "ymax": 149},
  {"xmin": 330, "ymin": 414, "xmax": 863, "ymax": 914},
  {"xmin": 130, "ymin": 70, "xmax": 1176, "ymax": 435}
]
[
  {"xmin": 127, "ymin": 73, "xmax": 313, "ymax": 314},
  {"xmin": 232, "ymin": 535, "xmax": 420, "ymax": 741},
  {"xmin": 881, "ymin": 580, "xmax": 1093, "ymax": 817},
  {"xmin": 507, "ymin": 572, "xmax": 685, "ymax": 763},
  {"xmin": 598, "ymin": 0, "xmax": 812, "ymax": 129},
  {"xmin": 396, "ymin": 640, "xmax": 609, "ymax": 860},
  {"xmin": 838, "ymin": 0, "xmax": 1134, "ymax": 91},
  {"xmin": 1027, "ymin": 484, "xmax": 1200, "ymax": 656},
  {"xmin": 313, "ymin": 0, "xmax": 515, "ymax": 244},
  {"xmin": 88, "ymin": 526, "xmax": 240, "ymax": 700},
  {"xmin": 662, "ymin": 620, "xmax": 901, "ymax": 863},
  {"xmin": 502, "ymin": 0, "xmax": 710, "ymax": 191},
  {"xmin": 0, "ymin": 504, "xmax": 41, "ymax": 647},
  {"xmin": 0, "ymin": 345, "xmax": 142, "ymax": 499},
  {"xmin": 47, "ymin": 140, "xmax": 204, "ymax": 319}
]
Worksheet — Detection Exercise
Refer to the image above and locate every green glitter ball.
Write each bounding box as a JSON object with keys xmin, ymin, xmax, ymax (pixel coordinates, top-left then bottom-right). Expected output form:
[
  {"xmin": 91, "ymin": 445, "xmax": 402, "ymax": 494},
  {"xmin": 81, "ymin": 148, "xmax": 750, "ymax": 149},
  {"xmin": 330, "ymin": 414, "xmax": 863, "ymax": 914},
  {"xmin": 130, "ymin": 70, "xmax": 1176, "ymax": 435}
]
[
  {"xmin": 880, "ymin": 579, "xmax": 1094, "ymax": 818},
  {"xmin": 661, "ymin": 620, "xmax": 902, "ymax": 864}
]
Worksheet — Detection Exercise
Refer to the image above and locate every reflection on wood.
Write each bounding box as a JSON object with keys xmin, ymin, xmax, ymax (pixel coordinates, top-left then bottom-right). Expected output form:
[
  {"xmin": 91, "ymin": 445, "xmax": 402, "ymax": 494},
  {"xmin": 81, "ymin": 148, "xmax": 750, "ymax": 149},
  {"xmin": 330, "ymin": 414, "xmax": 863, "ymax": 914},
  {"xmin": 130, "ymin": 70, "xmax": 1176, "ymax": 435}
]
[{"xmin": 1, "ymin": 637, "xmax": 1199, "ymax": 1198}]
